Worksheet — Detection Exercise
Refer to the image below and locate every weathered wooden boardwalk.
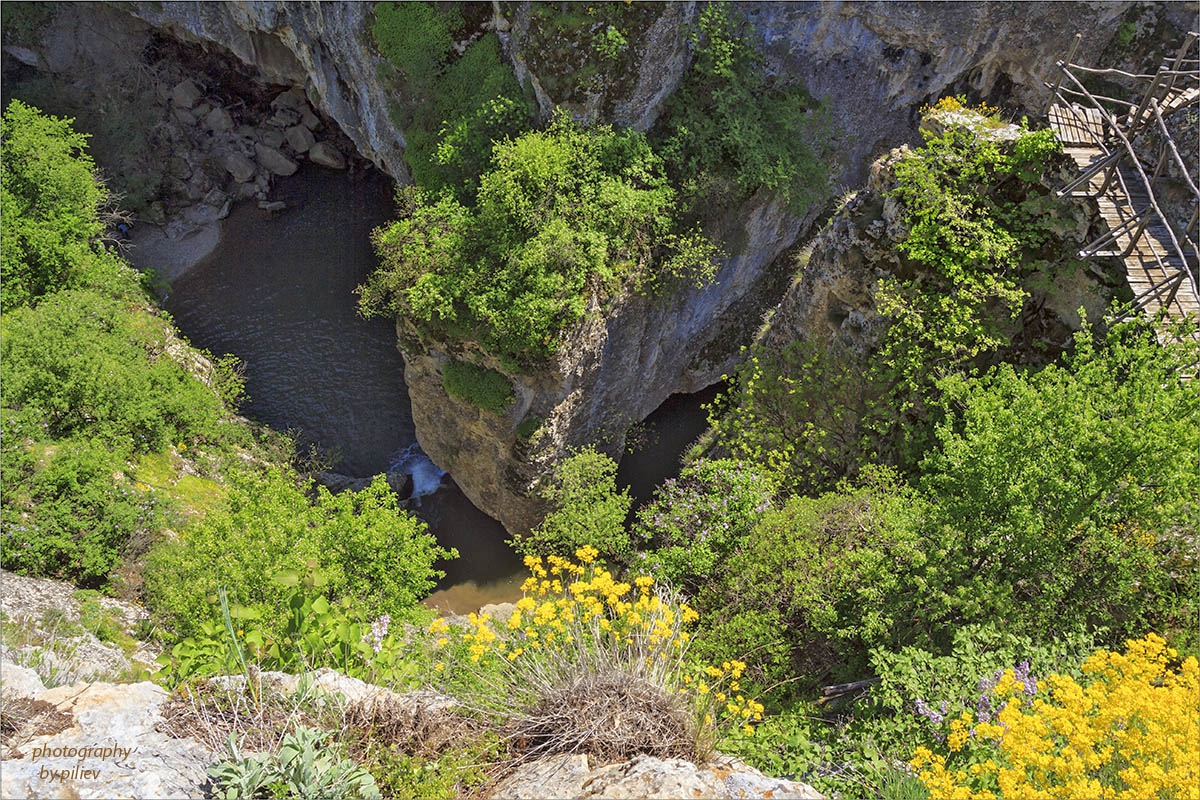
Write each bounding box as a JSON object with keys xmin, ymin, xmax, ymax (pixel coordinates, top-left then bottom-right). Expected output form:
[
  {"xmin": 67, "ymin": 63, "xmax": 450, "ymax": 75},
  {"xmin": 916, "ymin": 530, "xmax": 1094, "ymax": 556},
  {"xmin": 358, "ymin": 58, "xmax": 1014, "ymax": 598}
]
[{"xmin": 1049, "ymin": 104, "xmax": 1200, "ymax": 327}]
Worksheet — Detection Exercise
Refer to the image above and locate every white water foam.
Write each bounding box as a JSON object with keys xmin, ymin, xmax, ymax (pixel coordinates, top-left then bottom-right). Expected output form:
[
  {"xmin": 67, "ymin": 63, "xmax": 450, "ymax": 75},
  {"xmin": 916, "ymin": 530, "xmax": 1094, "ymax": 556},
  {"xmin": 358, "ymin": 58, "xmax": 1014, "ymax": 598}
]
[{"xmin": 389, "ymin": 443, "xmax": 446, "ymax": 500}]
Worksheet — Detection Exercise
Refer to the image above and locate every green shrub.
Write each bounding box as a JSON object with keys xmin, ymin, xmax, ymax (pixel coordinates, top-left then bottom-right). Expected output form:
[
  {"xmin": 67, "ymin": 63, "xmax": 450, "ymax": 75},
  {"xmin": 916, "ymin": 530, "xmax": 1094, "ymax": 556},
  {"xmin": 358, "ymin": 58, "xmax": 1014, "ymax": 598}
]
[
  {"xmin": 1, "ymin": 289, "xmax": 226, "ymax": 451},
  {"xmin": 372, "ymin": 3, "xmax": 530, "ymax": 199},
  {"xmin": 694, "ymin": 467, "xmax": 928, "ymax": 692},
  {"xmin": 509, "ymin": 447, "xmax": 633, "ymax": 562},
  {"xmin": 711, "ymin": 339, "xmax": 900, "ymax": 495},
  {"xmin": 208, "ymin": 726, "xmax": 381, "ymax": 800},
  {"xmin": 917, "ymin": 319, "xmax": 1199, "ymax": 646},
  {"xmin": 440, "ymin": 360, "xmax": 512, "ymax": 413},
  {"xmin": 657, "ymin": 3, "xmax": 828, "ymax": 217},
  {"xmin": 143, "ymin": 470, "xmax": 455, "ymax": 641},
  {"xmin": 2, "ymin": 436, "xmax": 163, "ymax": 589},
  {"xmin": 361, "ymin": 112, "xmax": 718, "ymax": 364},
  {"xmin": 1, "ymin": 100, "xmax": 137, "ymax": 310},
  {"xmin": 633, "ymin": 458, "xmax": 777, "ymax": 592}
]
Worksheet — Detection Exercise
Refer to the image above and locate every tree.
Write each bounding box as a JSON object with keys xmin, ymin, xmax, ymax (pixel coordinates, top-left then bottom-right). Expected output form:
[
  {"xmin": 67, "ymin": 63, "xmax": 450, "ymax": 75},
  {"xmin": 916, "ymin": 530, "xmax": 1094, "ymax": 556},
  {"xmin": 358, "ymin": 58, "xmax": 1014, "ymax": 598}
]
[
  {"xmin": 918, "ymin": 319, "xmax": 1199, "ymax": 644},
  {"xmin": 510, "ymin": 447, "xmax": 633, "ymax": 562},
  {"xmin": 0, "ymin": 100, "xmax": 133, "ymax": 310}
]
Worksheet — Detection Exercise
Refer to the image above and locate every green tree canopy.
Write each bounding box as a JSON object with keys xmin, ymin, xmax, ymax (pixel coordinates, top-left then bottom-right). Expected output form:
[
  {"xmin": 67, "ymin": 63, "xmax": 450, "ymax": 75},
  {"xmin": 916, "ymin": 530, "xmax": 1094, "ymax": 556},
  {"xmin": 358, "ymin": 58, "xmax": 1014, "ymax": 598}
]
[{"xmin": 0, "ymin": 100, "xmax": 133, "ymax": 310}]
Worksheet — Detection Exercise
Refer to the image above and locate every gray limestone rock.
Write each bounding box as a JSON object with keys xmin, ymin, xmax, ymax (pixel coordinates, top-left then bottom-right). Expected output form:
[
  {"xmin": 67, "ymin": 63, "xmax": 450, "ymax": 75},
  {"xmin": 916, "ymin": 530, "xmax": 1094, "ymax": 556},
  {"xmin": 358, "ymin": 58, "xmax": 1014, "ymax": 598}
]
[
  {"xmin": 307, "ymin": 141, "xmax": 346, "ymax": 170},
  {"xmin": 0, "ymin": 681, "xmax": 216, "ymax": 800},
  {"xmin": 260, "ymin": 128, "xmax": 286, "ymax": 150},
  {"xmin": 203, "ymin": 106, "xmax": 234, "ymax": 132},
  {"xmin": 222, "ymin": 151, "xmax": 256, "ymax": 183},
  {"xmin": 285, "ymin": 124, "xmax": 316, "ymax": 153},
  {"xmin": 254, "ymin": 143, "xmax": 299, "ymax": 176},
  {"xmin": 489, "ymin": 753, "xmax": 825, "ymax": 799},
  {"xmin": 1, "ymin": 662, "xmax": 46, "ymax": 700},
  {"xmin": 170, "ymin": 78, "xmax": 202, "ymax": 109}
]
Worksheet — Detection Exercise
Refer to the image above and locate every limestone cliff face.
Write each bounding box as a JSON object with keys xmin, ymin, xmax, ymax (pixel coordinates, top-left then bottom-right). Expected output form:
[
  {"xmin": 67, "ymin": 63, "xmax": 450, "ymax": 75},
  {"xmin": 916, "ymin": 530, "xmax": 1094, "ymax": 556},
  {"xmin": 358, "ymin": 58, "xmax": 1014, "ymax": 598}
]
[
  {"xmin": 124, "ymin": 1, "xmax": 410, "ymax": 182},
  {"xmin": 118, "ymin": 1, "xmax": 1134, "ymax": 533}
]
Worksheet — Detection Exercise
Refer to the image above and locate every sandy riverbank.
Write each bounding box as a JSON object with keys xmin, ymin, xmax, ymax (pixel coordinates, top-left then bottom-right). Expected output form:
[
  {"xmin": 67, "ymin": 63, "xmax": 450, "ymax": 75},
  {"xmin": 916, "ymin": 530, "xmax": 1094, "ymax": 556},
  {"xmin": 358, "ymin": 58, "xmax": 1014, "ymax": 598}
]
[{"xmin": 122, "ymin": 218, "xmax": 223, "ymax": 283}]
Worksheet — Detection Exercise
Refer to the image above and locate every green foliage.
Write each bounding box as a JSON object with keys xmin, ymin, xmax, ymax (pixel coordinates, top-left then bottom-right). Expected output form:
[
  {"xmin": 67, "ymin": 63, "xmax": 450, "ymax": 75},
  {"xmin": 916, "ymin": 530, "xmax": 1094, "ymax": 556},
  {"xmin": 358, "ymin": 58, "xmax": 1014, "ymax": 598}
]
[
  {"xmin": 208, "ymin": 726, "xmax": 381, "ymax": 800},
  {"xmin": 361, "ymin": 113, "xmax": 718, "ymax": 363},
  {"xmin": 917, "ymin": 319, "xmax": 1199, "ymax": 645},
  {"xmin": 441, "ymin": 359, "xmax": 513, "ymax": 413},
  {"xmin": 159, "ymin": 565, "xmax": 432, "ymax": 687},
  {"xmin": 370, "ymin": 2, "xmax": 460, "ymax": 93},
  {"xmin": 2, "ymin": 436, "xmax": 163, "ymax": 588},
  {"xmin": 1, "ymin": 100, "xmax": 136, "ymax": 310},
  {"xmin": 372, "ymin": 3, "xmax": 530, "ymax": 198},
  {"xmin": 694, "ymin": 467, "xmax": 928, "ymax": 692},
  {"xmin": 1, "ymin": 2, "xmax": 55, "ymax": 46},
  {"xmin": 711, "ymin": 339, "xmax": 898, "ymax": 495},
  {"xmin": 658, "ymin": 3, "xmax": 828, "ymax": 216},
  {"xmin": 143, "ymin": 470, "xmax": 454, "ymax": 641},
  {"xmin": 1, "ymin": 289, "xmax": 226, "ymax": 451},
  {"xmin": 633, "ymin": 458, "xmax": 776, "ymax": 591},
  {"xmin": 879, "ymin": 122, "xmax": 1065, "ymax": 394},
  {"xmin": 510, "ymin": 447, "xmax": 633, "ymax": 562},
  {"xmin": 592, "ymin": 25, "xmax": 629, "ymax": 61}
]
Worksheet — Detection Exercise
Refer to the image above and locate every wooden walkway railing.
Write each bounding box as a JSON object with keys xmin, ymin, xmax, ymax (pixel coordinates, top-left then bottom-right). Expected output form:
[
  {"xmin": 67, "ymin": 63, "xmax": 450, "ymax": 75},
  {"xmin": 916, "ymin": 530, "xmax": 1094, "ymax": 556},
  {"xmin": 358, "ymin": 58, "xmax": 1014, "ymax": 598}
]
[{"xmin": 1044, "ymin": 33, "xmax": 1199, "ymax": 336}]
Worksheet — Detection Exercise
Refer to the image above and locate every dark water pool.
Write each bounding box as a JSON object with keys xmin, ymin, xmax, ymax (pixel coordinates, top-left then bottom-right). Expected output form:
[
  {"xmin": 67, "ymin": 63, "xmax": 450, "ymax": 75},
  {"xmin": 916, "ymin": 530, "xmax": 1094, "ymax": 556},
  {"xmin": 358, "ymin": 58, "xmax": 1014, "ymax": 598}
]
[{"xmin": 163, "ymin": 165, "xmax": 521, "ymax": 597}]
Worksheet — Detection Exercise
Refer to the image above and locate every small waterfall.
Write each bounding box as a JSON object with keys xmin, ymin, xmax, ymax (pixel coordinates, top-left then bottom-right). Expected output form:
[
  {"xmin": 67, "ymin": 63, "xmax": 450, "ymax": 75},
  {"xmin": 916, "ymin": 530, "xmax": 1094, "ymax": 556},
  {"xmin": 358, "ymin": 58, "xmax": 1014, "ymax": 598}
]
[{"xmin": 389, "ymin": 443, "xmax": 446, "ymax": 500}]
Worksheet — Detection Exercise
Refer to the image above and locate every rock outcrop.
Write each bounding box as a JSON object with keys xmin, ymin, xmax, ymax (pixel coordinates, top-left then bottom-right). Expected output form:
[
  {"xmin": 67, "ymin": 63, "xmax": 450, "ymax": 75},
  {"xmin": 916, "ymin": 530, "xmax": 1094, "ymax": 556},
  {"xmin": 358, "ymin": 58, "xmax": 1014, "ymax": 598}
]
[
  {"xmin": 123, "ymin": 1, "xmax": 409, "ymax": 181},
  {"xmin": 490, "ymin": 752, "xmax": 824, "ymax": 799},
  {"xmin": 0, "ymin": 675, "xmax": 216, "ymax": 799}
]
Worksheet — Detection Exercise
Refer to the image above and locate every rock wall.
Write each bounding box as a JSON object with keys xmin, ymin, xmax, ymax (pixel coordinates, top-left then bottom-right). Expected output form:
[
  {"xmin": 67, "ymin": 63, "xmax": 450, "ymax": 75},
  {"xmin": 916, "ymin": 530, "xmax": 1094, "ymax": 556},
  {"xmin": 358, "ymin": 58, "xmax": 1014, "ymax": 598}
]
[
  {"xmin": 76, "ymin": 1, "xmax": 1133, "ymax": 533},
  {"xmin": 123, "ymin": 1, "xmax": 409, "ymax": 182}
]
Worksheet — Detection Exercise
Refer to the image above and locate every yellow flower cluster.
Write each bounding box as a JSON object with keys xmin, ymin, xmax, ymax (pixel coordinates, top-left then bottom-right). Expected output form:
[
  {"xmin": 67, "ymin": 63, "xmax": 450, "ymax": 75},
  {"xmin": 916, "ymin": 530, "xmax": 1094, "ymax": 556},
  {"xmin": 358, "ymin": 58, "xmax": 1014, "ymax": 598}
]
[
  {"xmin": 428, "ymin": 547, "xmax": 764, "ymax": 738},
  {"xmin": 910, "ymin": 633, "xmax": 1200, "ymax": 800}
]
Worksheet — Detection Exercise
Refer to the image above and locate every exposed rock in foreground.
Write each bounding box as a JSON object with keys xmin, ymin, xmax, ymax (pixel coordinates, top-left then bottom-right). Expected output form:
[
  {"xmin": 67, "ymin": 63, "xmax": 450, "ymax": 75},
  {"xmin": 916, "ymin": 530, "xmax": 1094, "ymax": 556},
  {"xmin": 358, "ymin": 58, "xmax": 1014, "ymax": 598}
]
[
  {"xmin": 492, "ymin": 752, "xmax": 823, "ymax": 799},
  {"xmin": 0, "ymin": 663, "xmax": 824, "ymax": 800}
]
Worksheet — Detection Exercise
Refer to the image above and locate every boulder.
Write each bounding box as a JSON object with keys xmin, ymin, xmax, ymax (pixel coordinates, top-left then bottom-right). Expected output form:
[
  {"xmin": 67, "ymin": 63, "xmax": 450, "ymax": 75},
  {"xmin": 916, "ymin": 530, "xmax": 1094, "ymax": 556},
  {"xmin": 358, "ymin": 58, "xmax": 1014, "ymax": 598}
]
[
  {"xmin": 203, "ymin": 106, "xmax": 234, "ymax": 132},
  {"xmin": 222, "ymin": 151, "xmax": 257, "ymax": 183},
  {"xmin": 1, "ymin": 662, "xmax": 46, "ymax": 700},
  {"xmin": 300, "ymin": 108, "xmax": 322, "ymax": 131},
  {"xmin": 489, "ymin": 753, "xmax": 825, "ymax": 799},
  {"xmin": 0, "ymin": 681, "xmax": 216, "ymax": 800},
  {"xmin": 308, "ymin": 141, "xmax": 346, "ymax": 170},
  {"xmin": 260, "ymin": 128, "xmax": 286, "ymax": 150},
  {"xmin": 170, "ymin": 78, "xmax": 202, "ymax": 109},
  {"xmin": 271, "ymin": 86, "xmax": 309, "ymax": 111},
  {"xmin": 254, "ymin": 143, "xmax": 299, "ymax": 177},
  {"xmin": 285, "ymin": 124, "xmax": 316, "ymax": 153}
]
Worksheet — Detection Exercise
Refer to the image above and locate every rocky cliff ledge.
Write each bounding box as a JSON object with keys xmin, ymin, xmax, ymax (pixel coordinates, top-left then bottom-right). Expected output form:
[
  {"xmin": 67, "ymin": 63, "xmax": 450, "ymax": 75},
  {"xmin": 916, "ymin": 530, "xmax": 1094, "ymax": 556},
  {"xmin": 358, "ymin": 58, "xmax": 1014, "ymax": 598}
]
[{"xmin": 102, "ymin": 1, "xmax": 1132, "ymax": 532}]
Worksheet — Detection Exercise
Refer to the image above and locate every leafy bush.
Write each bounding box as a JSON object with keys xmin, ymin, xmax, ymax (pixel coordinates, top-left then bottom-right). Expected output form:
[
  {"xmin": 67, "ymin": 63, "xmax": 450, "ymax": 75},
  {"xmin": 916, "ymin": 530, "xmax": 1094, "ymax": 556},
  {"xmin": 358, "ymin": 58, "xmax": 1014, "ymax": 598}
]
[
  {"xmin": 509, "ymin": 447, "xmax": 633, "ymax": 562},
  {"xmin": 360, "ymin": 113, "xmax": 718, "ymax": 364},
  {"xmin": 633, "ymin": 458, "xmax": 776, "ymax": 591},
  {"xmin": 693, "ymin": 467, "xmax": 928, "ymax": 691},
  {"xmin": 372, "ymin": 3, "xmax": 530, "ymax": 199},
  {"xmin": 440, "ymin": 359, "xmax": 512, "ymax": 413},
  {"xmin": 159, "ymin": 566, "xmax": 433, "ymax": 688},
  {"xmin": 208, "ymin": 726, "xmax": 381, "ymax": 800},
  {"xmin": 1, "ymin": 100, "xmax": 137, "ymax": 310},
  {"xmin": 917, "ymin": 320, "xmax": 1199, "ymax": 646},
  {"xmin": 711, "ymin": 339, "xmax": 899, "ymax": 495},
  {"xmin": 2, "ymin": 436, "xmax": 162, "ymax": 588},
  {"xmin": 879, "ymin": 117, "xmax": 1066, "ymax": 394},
  {"xmin": 1, "ymin": 289, "xmax": 225, "ymax": 451},
  {"xmin": 910, "ymin": 633, "xmax": 1199, "ymax": 799},
  {"xmin": 657, "ymin": 3, "xmax": 828, "ymax": 216},
  {"xmin": 143, "ymin": 470, "xmax": 454, "ymax": 641}
]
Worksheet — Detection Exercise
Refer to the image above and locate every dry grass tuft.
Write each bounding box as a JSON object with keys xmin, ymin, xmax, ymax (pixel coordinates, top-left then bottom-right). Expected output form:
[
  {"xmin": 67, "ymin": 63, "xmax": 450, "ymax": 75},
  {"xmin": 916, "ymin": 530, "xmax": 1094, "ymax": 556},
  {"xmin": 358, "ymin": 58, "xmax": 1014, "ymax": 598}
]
[
  {"xmin": 1, "ymin": 697, "xmax": 74, "ymax": 747},
  {"xmin": 157, "ymin": 677, "xmax": 316, "ymax": 754},
  {"xmin": 504, "ymin": 669, "xmax": 695, "ymax": 764}
]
